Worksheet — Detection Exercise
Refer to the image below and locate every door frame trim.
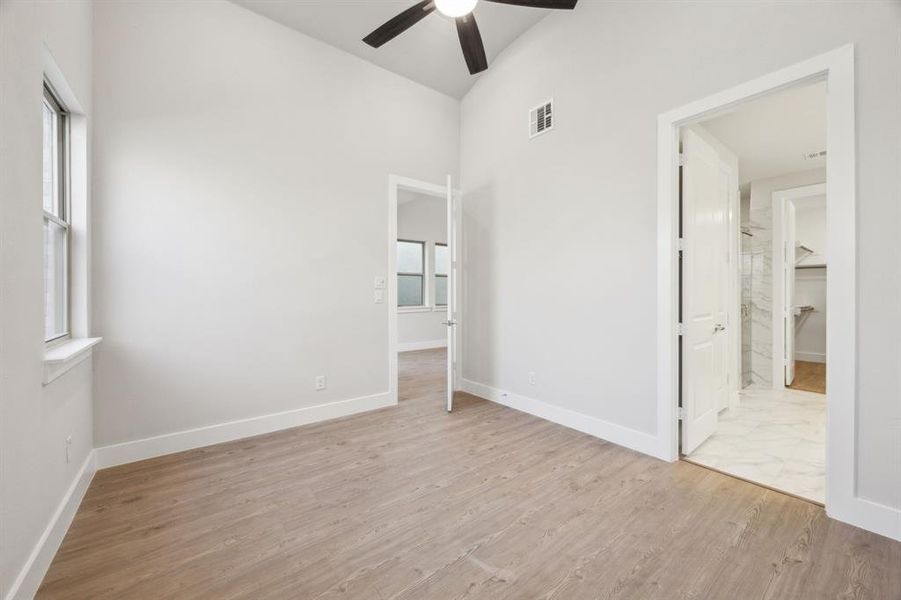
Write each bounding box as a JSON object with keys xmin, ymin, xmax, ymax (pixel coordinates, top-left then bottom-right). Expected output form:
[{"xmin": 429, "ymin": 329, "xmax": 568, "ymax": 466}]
[
  {"xmin": 772, "ymin": 183, "xmax": 827, "ymax": 388},
  {"xmin": 388, "ymin": 174, "xmax": 454, "ymax": 405},
  {"xmin": 655, "ymin": 45, "xmax": 892, "ymax": 537}
]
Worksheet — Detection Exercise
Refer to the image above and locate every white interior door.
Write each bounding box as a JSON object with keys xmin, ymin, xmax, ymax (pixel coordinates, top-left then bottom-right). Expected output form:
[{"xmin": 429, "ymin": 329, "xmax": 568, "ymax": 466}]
[
  {"xmin": 681, "ymin": 128, "xmax": 730, "ymax": 454},
  {"xmin": 445, "ymin": 175, "xmax": 457, "ymax": 412},
  {"xmin": 784, "ymin": 201, "xmax": 797, "ymax": 385}
]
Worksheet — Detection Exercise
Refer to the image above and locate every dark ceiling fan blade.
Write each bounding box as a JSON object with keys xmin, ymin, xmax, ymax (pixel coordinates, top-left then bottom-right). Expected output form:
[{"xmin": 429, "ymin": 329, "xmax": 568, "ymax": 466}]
[
  {"xmin": 363, "ymin": 1, "xmax": 435, "ymax": 48},
  {"xmin": 455, "ymin": 14, "xmax": 488, "ymax": 75},
  {"xmin": 483, "ymin": 0, "xmax": 578, "ymax": 8}
]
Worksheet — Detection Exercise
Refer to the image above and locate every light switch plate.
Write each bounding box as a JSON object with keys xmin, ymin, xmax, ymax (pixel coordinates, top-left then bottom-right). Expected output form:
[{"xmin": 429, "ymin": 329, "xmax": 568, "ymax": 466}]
[{"xmin": 374, "ymin": 276, "xmax": 386, "ymax": 289}]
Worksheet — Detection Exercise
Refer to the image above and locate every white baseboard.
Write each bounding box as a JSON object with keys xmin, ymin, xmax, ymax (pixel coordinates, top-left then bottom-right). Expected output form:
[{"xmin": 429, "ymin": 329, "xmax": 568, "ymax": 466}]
[
  {"xmin": 6, "ymin": 451, "xmax": 96, "ymax": 600},
  {"xmin": 829, "ymin": 496, "xmax": 901, "ymax": 542},
  {"xmin": 460, "ymin": 379, "xmax": 663, "ymax": 460},
  {"xmin": 794, "ymin": 351, "xmax": 826, "ymax": 363},
  {"xmin": 398, "ymin": 339, "xmax": 447, "ymax": 352},
  {"xmin": 95, "ymin": 392, "xmax": 395, "ymax": 469}
]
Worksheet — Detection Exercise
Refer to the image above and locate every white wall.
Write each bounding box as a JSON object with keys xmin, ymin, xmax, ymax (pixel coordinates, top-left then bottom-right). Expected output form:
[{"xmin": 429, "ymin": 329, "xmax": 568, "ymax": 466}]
[
  {"xmin": 0, "ymin": 1, "xmax": 94, "ymax": 597},
  {"xmin": 397, "ymin": 190, "xmax": 447, "ymax": 350},
  {"xmin": 794, "ymin": 199, "xmax": 827, "ymax": 363},
  {"xmin": 459, "ymin": 1, "xmax": 901, "ymax": 511},
  {"xmin": 794, "ymin": 269, "xmax": 827, "ymax": 364},
  {"xmin": 795, "ymin": 198, "xmax": 827, "ymax": 265},
  {"xmin": 91, "ymin": 1, "xmax": 459, "ymax": 449}
]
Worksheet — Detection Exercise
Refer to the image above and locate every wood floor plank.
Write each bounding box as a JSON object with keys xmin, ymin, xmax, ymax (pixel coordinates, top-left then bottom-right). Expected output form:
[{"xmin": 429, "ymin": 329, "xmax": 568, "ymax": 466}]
[
  {"xmin": 37, "ymin": 349, "xmax": 900, "ymax": 599},
  {"xmin": 788, "ymin": 360, "xmax": 827, "ymax": 394}
]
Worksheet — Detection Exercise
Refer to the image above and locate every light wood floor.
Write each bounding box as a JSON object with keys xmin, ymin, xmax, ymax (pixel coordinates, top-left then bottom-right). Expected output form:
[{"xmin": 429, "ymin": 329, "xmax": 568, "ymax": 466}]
[
  {"xmin": 788, "ymin": 360, "xmax": 827, "ymax": 394},
  {"xmin": 38, "ymin": 349, "xmax": 899, "ymax": 599}
]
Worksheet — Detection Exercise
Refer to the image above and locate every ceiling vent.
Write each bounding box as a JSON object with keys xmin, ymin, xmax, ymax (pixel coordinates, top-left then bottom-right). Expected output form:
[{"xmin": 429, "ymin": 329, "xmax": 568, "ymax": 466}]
[{"xmin": 529, "ymin": 99, "xmax": 553, "ymax": 139}]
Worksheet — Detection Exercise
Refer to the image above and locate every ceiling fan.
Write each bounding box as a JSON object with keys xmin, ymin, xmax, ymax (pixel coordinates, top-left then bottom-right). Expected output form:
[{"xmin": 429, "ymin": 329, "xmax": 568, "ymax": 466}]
[{"xmin": 362, "ymin": 0, "xmax": 578, "ymax": 75}]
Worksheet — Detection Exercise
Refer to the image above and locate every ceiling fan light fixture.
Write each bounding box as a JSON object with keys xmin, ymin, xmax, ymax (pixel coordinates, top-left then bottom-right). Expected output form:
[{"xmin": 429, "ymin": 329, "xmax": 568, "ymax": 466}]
[{"xmin": 435, "ymin": 0, "xmax": 478, "ymax": 18}]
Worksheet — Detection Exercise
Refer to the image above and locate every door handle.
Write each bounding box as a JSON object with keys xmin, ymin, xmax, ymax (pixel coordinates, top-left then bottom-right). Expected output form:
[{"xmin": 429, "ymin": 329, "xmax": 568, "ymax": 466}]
[{"xmin": 714, "ymin": 324, "xmax": 726, "ymax": 333}]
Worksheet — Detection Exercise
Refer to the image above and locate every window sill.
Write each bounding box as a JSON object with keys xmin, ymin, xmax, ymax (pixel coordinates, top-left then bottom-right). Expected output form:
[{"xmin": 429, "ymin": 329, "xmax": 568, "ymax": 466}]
[
  {"xmin": 43, "ymin": 337, "xmax": 102, "ymax": 385},
  {"xmin": 398, "ymin": 306, "xmax": 449, "ymax": 314},
  {"xmin": 398, "ymin": 306, "xmax": 432, "ymax": 313}
]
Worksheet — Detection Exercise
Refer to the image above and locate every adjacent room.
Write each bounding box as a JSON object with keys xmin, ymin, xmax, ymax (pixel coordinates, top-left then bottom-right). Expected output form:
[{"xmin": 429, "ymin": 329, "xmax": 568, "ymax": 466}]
[
  {"xmin": 679, "ymin": 80, "xmax": 829, "ymax": 504},
  {"xmin": 2, "ymin": 1, "xmax": 900, "ymax": 599}
]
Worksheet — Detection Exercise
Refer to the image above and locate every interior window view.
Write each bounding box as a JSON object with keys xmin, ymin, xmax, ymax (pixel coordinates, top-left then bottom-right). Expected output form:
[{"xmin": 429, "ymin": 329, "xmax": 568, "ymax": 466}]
[
  {"xmin": 680, "ymin": 81, "xmax": 829, "ymax": 504},
  {"xmin": 3, "ymin": 1, "xmax": 899, "ymax": 599}
]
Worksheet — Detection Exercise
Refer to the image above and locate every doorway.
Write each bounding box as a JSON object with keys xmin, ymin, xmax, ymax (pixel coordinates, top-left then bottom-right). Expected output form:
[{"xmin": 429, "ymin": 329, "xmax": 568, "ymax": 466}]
[
  {"xmin": 656, "ymin": 46, "xmax": 858, "ymax": 524},
  {"xmin": 678, "ymin": 80, "xmax": 828, "ymax": 503},
  {"xmin": 388, "ymin": 175, "xmax": 459, "ymax": 412}
]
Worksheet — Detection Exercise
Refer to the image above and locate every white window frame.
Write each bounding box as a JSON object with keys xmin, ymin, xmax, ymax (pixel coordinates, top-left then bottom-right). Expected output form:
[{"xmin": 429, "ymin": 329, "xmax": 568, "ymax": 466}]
[
  {"xmin": 397, "ymin": 239, "xmax": 426, "ymax": 308},
  {"xmin": 434, "ymin": 242, "xmax": 448, "ymax": 307},
  {"xmin": 43, "ymin": 81, "xmax": 71, "ymax": 345}
]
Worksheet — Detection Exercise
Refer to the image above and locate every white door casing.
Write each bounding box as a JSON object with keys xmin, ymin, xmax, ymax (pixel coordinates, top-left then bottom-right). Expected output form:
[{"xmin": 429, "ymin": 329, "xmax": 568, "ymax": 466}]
[
  {"xmin": 445, "ymin": 175, "xmax": 457, "ymax": 412},
  {"xmin": 680, "ymin": 128, "xmax": 731, "ymax": 454},
  {"xmin": 784, "ymin": 201, "xmax": 797, "ymax": 385},
  {"xmin": 772, "ymin": 183, "xmax": 825, "ymax": 388}
]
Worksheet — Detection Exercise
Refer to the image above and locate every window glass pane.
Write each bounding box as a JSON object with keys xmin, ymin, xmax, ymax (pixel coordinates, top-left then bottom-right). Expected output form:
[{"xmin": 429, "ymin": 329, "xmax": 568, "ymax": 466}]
[
  {"xmin": 435, "ymin": 276, "xmax": 447, "ymax": 306},
  {"xmin": 42, "ymin": 100, "xmax": 58, "ymax": 215},
  {"xmin": 435, "ymin": 244, "xmax": 449, "ymax": 276},
  {"xmin": 44, "ymin": 219, "xmax": 67, "ymax": 340},
  {"xmin": 397, "ymin": 241, "xmax": 423, "ymax": 274},
  {"xmin": 398, "ymin": 275, "xmax": 423, "ymax": 307}
]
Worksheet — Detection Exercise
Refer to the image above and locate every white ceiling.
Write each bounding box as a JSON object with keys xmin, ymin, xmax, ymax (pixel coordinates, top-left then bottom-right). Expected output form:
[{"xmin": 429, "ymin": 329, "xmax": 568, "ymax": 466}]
[
  {"xmin": 231, "ymin": 0, "xmax": 550, "ymax": 98},
  {"xmin": 700, "ymin": 80, "xmax": 827, "ymax": 185}
]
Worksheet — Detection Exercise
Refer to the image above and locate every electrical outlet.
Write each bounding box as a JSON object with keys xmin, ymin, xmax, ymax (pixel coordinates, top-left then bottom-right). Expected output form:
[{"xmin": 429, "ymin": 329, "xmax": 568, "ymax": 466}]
[
  {"xmin": 65, "ymin": 435, "xmax": 72, "ymax": 464},
  {"xmin": 374, "ymin": 290, "xmax": 384, "ymax": 304},
  {"xmin": 528, "ymin": 371, "xmax": 536, "ymax": 385},
  {"xmin": 374, "ymin": 276, "xmax": 386, "ymax": 289},
  {"xmin": 315, "ymin": 375, "xmax": 327, "ymax": 391}
]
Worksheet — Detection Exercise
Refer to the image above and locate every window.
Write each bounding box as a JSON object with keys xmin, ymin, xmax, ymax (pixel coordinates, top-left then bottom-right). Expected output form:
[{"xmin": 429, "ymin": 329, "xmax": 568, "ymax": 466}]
[
  {"xmin": 397, "ymin": 240, "xmax": 425, "ymax": 307},
  {"xmin": 434, "ymin": 243, "xmax": 449, "ymax": 306},
  {"xmin": 43, "ymin": 83, "xmax": 69, "ymax": 343}
]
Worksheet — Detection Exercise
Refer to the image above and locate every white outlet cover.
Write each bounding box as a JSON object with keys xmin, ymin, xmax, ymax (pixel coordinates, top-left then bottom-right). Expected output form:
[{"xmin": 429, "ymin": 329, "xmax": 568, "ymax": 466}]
[
  {"xmin": 374, "ymin": 276, "xmax": 386, "ymax": 289},
  {"xmin": 374, "ymin": 290, "xmax": 385, "ymax": 304}
]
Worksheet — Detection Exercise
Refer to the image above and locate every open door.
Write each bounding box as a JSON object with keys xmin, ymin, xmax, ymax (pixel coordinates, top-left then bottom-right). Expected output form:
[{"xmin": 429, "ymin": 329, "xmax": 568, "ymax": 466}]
[
  {"xmin": 445, "ymin": 175, "xmax": 457, "ymax": 412},
  {"xmin": 680, "ymin": 128, "xmax": 731, "ymax": 454},
  {"xmin": 784, "ymin": 201, "xmax": 797, "ymax": 385}
]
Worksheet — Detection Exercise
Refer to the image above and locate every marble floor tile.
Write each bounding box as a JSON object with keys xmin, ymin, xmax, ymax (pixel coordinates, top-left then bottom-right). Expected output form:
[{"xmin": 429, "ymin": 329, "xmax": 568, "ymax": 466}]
[{"xmin": 685, "ymin": 387, "xmax": 826, "ymax": 504}]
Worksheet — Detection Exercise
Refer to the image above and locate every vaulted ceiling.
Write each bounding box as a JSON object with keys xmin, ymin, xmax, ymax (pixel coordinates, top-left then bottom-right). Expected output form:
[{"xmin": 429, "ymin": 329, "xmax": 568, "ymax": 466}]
[{"xmin": 231, "ymin": 1, "xmax": 550, "ymax": 98}]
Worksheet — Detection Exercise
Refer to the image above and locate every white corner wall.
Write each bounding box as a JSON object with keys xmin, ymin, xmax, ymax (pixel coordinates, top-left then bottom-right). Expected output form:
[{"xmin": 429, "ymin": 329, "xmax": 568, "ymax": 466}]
[
  {"xmin": 459, "ymin": 0, "xmax": 901, "ymax": 513},
  {"xmin": 90, "ymin": 1, "xmax": 459, "ymax": 454},
  {"xmin": 0, "ymin": 1, "xmax": 95, "ymax": 598},
  {"xmin": 398, "ymin": 190, "xmax": 447, "ymax": 350}
]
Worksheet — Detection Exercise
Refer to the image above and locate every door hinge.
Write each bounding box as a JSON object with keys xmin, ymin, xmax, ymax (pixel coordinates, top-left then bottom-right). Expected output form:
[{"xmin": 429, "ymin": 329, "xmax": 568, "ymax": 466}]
[
  {"xmin": 676, "ymin": 323, "xmax": 685, "ymax": 336},
  {"xmin": 677, "ymin": 153, "xmax": 686, "ymax": 167},
  {"xmin": 784, "ymin": 357, "xmax": 789, "ymax": 366},
  {"xmin": 676, "ymin": 238, "xmax": 685, "ymax": 252},
  {"xmin": 678, "ymin": 406, "xmax": 686, "ymax": 420}
]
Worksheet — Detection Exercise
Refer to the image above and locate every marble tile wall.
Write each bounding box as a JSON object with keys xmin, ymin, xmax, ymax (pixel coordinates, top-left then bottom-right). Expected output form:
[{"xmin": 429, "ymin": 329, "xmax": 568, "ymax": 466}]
[
  {"xmin": 748, "ymin": 200, "xmax": 772, "ymax": 388},
  {"xmin": 741, "ymin": 249, "xmax": 753, "ymax": 388}
]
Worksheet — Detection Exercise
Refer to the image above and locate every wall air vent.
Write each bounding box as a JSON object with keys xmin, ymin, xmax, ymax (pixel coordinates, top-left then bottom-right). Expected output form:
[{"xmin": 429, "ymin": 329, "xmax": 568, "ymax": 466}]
[
  {"xmin": 529, "ymin": 99, "xmax": 553, "ymax": 139},
  {"xmin": 803, "ymin": 149, "xmax": 827, "ymax": 161}
]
